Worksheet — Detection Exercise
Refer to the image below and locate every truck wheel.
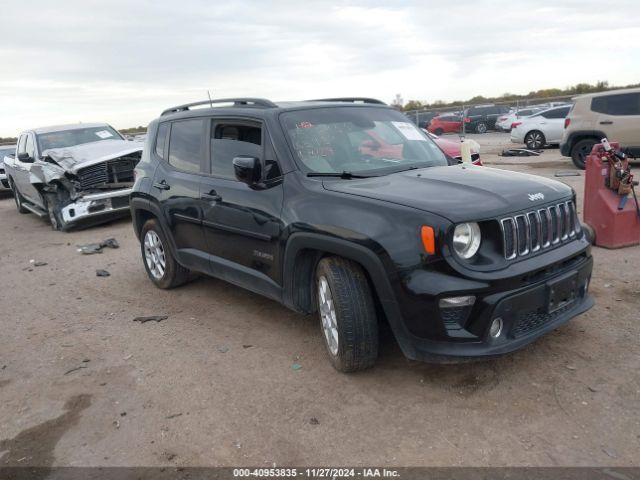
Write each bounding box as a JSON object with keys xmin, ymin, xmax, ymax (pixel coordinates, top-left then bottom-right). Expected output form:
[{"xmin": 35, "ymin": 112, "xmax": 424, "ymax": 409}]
[
  {"xmin": 140, "ymin": 218, "xmax": 191, "ymax": 289},
  {"xmin": 571, "ymin": 139, "xmax": 596, "ymax": 169},
  {"xmin": 44, "ymin": 193, "xmax": 69, "ymax": 231},
  {"xmin": 525, "ymin": 130, "xmax": 546, "ymax": 150},
  {"xmin": 475, "ymin": 122, "xmax": 487, "ymax": 134},
  {"xmin": 315, "ymin": 257, "xmax": 379, "ymax": 372},
  {"xmin": 9, "ymin": 179, "xmax": 29, "ymax": 214}
]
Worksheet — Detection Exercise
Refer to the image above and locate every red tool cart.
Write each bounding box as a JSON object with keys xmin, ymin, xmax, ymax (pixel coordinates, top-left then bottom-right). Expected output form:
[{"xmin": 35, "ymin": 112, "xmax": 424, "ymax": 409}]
[{"xmin": 583, "ymin": 141, "xmax": 640, "ymax": 248}]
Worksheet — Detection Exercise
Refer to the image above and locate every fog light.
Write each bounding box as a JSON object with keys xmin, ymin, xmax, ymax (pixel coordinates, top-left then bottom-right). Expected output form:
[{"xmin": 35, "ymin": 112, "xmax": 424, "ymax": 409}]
[
  {"xmin": 489, "ymin": 317, "xmax": 503, "ymax": 338},
  {"xmin": 439, "ymin": 296, "xmax": 475, "ymax": 308}
]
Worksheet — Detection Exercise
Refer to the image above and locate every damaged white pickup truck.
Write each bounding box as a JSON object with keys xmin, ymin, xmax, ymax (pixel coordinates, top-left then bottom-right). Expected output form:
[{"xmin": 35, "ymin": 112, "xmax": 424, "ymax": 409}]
[{"xmin": 3, "ymin": 123, "xmax": 143, "ymax": 231}]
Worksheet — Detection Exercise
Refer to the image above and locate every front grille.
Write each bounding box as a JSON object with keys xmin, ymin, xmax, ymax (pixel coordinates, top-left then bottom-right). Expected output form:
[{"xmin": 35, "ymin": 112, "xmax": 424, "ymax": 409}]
[
  {"xmin": 512, "ymin": 303, "xmax": 573, "ymax": 338},
  {"xmin": 76, "ymin": 154, "xmax": 140, "ymax": 190},
  {"xmin": 500, "ymin": 201, "xmax": 579, "ymax": 260}
]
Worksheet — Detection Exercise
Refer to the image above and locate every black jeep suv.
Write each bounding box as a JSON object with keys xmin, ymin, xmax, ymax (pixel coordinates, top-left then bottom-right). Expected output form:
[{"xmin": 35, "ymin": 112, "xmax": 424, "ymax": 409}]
[{"xmin": 130, "ymin": 97, "xmax": 593, "ymax": 372}]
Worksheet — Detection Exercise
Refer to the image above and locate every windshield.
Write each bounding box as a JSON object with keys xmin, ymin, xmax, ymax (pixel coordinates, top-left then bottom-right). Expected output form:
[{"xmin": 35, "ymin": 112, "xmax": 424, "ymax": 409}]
[
  {"xmin": 281, "ymin": 107, "xmax": 448, "ymax": 175},
  {"xmin": 37, "ymin": 126, "xmax": 123, "ymax": 152}
]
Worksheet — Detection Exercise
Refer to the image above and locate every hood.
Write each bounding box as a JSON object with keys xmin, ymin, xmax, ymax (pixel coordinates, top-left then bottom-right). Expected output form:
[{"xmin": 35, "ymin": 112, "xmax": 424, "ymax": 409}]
[
  {"xmin": 43, "ymin": 139, "xmax": 143, "ymax": 173},
  {"xmin": 322, "ymin": 164, "xmax": 572, "ymax": 223}
]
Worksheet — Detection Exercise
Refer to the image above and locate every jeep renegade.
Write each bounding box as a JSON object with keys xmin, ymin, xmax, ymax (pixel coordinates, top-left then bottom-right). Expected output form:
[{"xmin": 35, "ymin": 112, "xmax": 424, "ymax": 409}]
[{"xmin": 131, "ymin": 97, "xmax": 593, "ymax": 372}]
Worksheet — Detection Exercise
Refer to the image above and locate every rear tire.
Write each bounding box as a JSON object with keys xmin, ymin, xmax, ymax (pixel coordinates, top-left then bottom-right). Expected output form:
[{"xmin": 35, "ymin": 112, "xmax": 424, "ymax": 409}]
[
  {"xmin": 525, "ymin": 130, "xmax": 546, "ymax": 150},
  {"xmin": 571, "ymin": 138, "xmax": 597, "ymax": 170},
  {"xmin": 315, "ymin": 257, "xmax": 379, "ymax": 372},
  {"xmin": 140, "ymin": 218, "xmax": 191, "ymax": 289},
  {"xmin": 475, "ymin": 122, "xmax": 487, "ymax": 134},
  {"xmin": 9, "ymin": 179, "xmax": 29, "ymax": 214},
  {"xmin": 434, "ymin": 128, "xmax": 444, "ymax": 136}
]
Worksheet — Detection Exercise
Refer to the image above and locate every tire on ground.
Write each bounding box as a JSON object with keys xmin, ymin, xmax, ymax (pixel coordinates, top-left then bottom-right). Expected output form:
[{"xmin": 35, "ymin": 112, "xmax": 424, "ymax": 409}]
[
  {"xmin": 571, "ymin": 138, "xmax": 597, "ymax": 170},
  {"xmin": 315, "ymin": 256, "xmax": 379, "ymax": 372},
  {"xmin": 140, "ymin": 218, "xmax": 192, "ymax": 289},
  {"xmin": 525, "ymin": 130, "xmax": 546, "ymax": 150}
]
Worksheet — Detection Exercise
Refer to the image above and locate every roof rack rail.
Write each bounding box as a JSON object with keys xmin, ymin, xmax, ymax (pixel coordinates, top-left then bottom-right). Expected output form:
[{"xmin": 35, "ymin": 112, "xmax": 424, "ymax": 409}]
[
  {"xmin": 161, "ymin": 98, "xmax": 277, "ymax": 116},
  {"xmin": 306, "ymin": 97, "xmax": 387, "ymax": 105}
]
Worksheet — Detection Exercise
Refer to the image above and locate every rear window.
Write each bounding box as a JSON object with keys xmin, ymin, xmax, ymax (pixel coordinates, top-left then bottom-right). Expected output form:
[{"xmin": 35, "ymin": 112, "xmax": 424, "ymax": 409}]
[
  {"xmin": 168, "ymin": 119, "xmax": 203, "ymax": 173},
  {"xmin": 591, "ymin": 93, "xmax": 640, "ymax": 116}
]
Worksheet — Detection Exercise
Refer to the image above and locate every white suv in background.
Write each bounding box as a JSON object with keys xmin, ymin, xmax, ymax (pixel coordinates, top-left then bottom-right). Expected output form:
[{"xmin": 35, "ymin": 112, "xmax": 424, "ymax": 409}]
[
  {"xmin": 560, "ymin": 87, "xmax": 640, "ymax": 168},
  {"xmin": 510, "ymin": 105, "xmax": 571, "ymax": 150}
]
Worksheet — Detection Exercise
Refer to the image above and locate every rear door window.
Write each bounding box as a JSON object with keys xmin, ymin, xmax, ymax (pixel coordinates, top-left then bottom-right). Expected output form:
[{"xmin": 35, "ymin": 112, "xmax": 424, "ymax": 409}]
[
  {"xmin": 542, "ymin": 107, "xmax": 570, "ymax": 119},
  {"xmin": 17, "ymin": 135, "xmax": 27, "ymax": 155},
  {"xmin": 155, "ymin": 123, "xmax": 169, "ymax": 160},
  {"xmin": 168, "ymin": 119, "xmax": 204, "ymax": 173},
  {"xmin": 591, "ymin": 93, "xmax": 640, "ymax": 115}
]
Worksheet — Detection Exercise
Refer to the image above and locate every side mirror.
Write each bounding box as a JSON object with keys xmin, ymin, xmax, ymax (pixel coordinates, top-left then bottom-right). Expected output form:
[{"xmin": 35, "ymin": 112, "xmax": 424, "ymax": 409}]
[
  {"xmin": 17, "ymin": 152, "xmax": 33, "ymax": 163},
  {"xmin": 232, "ymin": 156, "xmax": 261, "ymax": 186}
]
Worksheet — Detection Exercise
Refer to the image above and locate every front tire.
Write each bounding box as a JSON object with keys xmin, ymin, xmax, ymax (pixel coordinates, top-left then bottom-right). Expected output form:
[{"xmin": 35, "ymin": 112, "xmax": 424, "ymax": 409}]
[
  {"xmin": 44, "ymin": 193, "xmax": 69, "ymax": 231},
  {"xmin": 525, "ymin": 130, "xmax": 546, "ymax": 150},
  {"xmin": 475, "ymin": 122, "xmax": 487, "ymax": 134},
  {"xmin": 571, "ymin": 138, "xmax": 597, "ymax": 170},
  {"xmin": 315, "ymin": 257, "xmax": 379, "ymax": 372},
  {"xmin": 434, "ymin": 128, "xmax": 444, "ymax": 136},
  {"xmin": 140, "ymin": 218, "xmax": 191, "ymax": 289}
]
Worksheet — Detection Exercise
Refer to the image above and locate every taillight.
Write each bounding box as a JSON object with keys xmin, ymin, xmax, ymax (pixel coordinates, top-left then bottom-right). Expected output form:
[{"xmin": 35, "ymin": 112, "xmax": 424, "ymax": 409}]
[
  {"xmin": 511, "ymin": 122, "xmax": 522, "ymax": 129},
  {"xmin": 564, "ymin": 118, "xmax": 571, "ymax": 129},
  {"xmin": 464, "ymin": 117, "xmax": 471, "ymax": 123}
]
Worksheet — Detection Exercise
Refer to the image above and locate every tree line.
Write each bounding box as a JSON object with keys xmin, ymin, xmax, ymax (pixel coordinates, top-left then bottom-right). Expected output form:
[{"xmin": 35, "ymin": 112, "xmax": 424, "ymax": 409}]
[{"xmin": 400, "ymin": 81, "xmax": 640, "ymax": 111}]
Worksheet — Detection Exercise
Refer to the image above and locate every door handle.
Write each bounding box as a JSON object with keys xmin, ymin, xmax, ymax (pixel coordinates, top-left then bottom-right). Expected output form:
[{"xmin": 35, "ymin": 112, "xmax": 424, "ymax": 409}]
[
  {"xmin": 153, "ymin": 180, "xmax": 171, "ymax": 190},
  {"xmin": 201, "ymin": 189, "xmax": 222, "ymax": 201},
  {"xmin": 599, "ymin": 121, "xmax": 613, "ymax": 125}
]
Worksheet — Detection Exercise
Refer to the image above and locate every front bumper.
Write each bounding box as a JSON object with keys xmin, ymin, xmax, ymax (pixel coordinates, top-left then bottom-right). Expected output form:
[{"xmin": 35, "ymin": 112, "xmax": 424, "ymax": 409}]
[
  {"xmin": 61, "ymin": 188, "xmax": 133, "ymax": 224},
  {"xmin": 389, "ymin": 252, "xmax": 593, "ymax": 362}
]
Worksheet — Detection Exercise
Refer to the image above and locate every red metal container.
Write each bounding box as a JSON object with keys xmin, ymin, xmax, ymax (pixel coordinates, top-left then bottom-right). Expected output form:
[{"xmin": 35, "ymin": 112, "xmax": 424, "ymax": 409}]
[{"xmin": 583, "ymin": 142, "xmax": 640, "ymax": 248}]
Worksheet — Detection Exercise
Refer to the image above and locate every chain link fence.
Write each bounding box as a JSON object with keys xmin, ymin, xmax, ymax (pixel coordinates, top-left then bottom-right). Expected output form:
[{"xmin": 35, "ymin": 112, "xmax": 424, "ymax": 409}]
[{"xmin": 404, "ymin": 94, "xmax": 575, "ymax": 134}]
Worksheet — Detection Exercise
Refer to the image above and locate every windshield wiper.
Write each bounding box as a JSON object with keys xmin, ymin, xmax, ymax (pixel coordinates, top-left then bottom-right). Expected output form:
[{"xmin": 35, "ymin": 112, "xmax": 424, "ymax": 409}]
[{"xmin": 307, "ymin": 171, "xmax": 370, "ymax": 179}]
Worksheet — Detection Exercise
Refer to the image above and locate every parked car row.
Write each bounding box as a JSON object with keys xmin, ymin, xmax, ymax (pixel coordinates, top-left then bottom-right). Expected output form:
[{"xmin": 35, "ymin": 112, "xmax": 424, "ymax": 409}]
[{"xmin": 1, "ymin": 97, "xmax": 594, "ymax": 373}]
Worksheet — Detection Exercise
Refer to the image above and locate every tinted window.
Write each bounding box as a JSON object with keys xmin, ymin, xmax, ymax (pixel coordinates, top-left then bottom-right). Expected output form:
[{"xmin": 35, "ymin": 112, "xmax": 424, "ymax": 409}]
[
  {"xmin": 591, "ymin": 93, "xmax": 640, "ymax": 116},
  {"xmin": 155, "ymin": 123, "xmax": 168, "ymax": 159},
  {"xmin": 542, "ymin": 107, "xmax": 570, "ymax": 119},
  {"xmin": 210, "ymin": 122, "xmax": 262, "ymax": 179},
  {"xmin": 168, "ymin": 119, "xmax": 203, "ymax": 173}
]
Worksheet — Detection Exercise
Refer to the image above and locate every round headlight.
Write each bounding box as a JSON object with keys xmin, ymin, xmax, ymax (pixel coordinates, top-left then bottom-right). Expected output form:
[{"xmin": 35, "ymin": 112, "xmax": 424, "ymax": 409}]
[{"xmin": 453, "ymin": 222, "xmax": 481, "ymax": 259}]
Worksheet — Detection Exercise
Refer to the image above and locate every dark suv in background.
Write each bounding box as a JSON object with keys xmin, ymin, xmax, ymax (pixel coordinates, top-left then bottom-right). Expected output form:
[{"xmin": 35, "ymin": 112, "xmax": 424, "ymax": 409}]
[
  {"xmin": 131, "ymin": 97, "xmax": 593, "ymax": 372},
  {"xmin": 464, "ymin": 104, "xmax": 511, "ymax": 133}
]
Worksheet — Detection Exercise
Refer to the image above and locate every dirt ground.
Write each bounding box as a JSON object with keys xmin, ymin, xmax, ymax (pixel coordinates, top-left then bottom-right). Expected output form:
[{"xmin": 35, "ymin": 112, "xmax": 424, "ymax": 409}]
[{"xmin": 0, "ymin": 133, "xmax": 639, "ymax": 468}]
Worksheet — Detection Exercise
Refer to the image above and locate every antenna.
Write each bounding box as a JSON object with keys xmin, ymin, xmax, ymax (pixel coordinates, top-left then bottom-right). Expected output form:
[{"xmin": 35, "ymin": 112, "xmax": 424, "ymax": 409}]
[{"xmin": 207, "ymin": 90, "xmax": 214, "ymax": 108}]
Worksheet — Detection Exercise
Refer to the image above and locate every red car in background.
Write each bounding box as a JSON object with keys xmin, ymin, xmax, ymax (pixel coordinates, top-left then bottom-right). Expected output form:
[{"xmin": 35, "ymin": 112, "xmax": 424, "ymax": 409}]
[
  {"xmin": 427, "ymin": 114, "xmax": 463, "ymax": 135},
  {"xmin": 357, "ymin": 129, "xmax": 481, "ymax": 166}
]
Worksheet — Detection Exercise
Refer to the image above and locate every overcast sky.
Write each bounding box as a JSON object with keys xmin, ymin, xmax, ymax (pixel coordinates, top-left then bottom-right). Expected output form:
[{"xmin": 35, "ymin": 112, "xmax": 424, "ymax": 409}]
[{"xmin": 1, "ymin": 0, "xmax": 639, "ymax": 136}]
